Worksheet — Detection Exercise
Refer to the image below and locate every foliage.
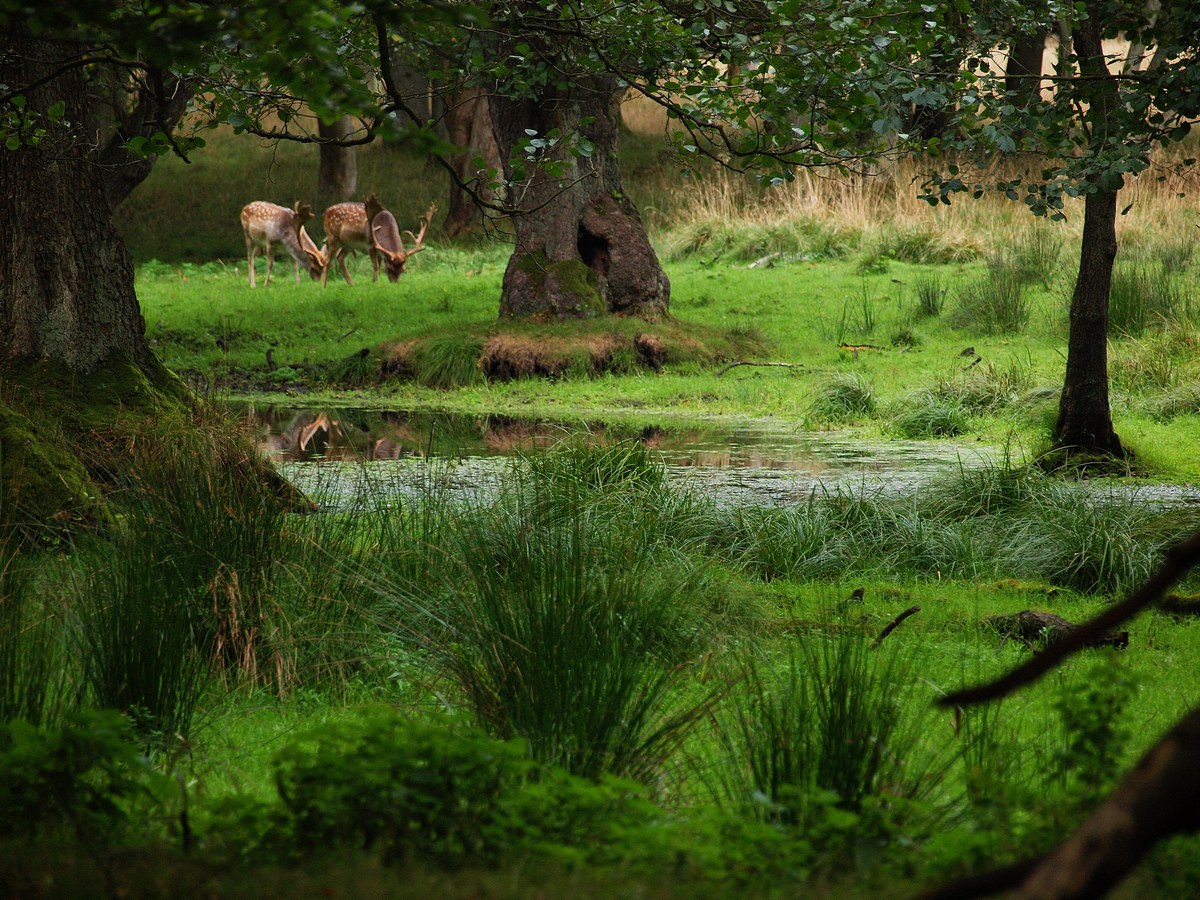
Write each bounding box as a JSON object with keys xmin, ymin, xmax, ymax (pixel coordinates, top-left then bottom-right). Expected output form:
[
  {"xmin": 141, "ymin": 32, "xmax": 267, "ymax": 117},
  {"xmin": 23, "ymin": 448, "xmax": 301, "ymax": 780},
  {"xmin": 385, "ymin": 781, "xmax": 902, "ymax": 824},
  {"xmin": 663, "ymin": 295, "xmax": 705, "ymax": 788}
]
[
  {"xmin": 1052, "ymin": 654, "xmax": 1138, "ymax": 816},
  {"xmin": 0, "ymin": 710, "xmax": 171, "ymax": 844},
  {"xmin": 271, "ymin": 711, "xmax": 530, "ymax": 866}
]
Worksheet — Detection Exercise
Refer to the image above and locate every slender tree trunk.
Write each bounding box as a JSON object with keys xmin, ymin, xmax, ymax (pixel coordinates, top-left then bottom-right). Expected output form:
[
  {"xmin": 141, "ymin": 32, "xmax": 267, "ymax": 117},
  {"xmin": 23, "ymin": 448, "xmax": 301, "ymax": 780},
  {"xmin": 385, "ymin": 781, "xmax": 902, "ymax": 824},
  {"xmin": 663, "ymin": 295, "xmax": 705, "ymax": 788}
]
[
  {"xmin": 1055, "ymin": 190, "xmax": 1123, "ymax": 456},
  {"xmin": 1053, "ymin": 8, "xmax": 1124, "ymax": 457},
  {"xmin": 1005, "ymin": 31, "xmax": 1046, "ymax": 109},
  {"xmin": 442, "ymin": 86, "xmax": 500, "ymax": 238},
  {"xmin": 316, "ymin": 115, "xmax": 358, "ymax": 206},
  {"xmin": 490, "ymin": 81, "xmax": 669, "ymax": 320},
  {"xmin": 0, "ymin": 34, "xmax": 154, "ymax": 372}
]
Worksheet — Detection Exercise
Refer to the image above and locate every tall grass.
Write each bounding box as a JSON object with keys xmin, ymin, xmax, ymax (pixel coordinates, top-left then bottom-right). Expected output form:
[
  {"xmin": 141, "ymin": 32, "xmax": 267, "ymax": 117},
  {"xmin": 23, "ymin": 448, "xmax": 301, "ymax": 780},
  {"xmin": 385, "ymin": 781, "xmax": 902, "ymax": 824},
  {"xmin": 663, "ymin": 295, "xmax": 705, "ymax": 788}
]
[
  {"xmin": 1108, "ymin": 261, "xmax": 1189, "ymax": 337},
  {"xmin": 0, "ymin": 541, "xmax": 62, "ymax": 726},
  {"xmin": 379, "ymin": 445, "xmax": 721, "ymax": 781},
  {"xmin": 713, "ymin": 630, "xmax": 935, "ymax": 827},
  {"xmin": 951, "ymin": 259, "xmax": 1030, "ymax": 334},
  {"xmin": 113, "ymin": 417, "xmax": 291, "ymax": 684},
  {"xmin": 72, "ymin": 536, "xmax": 212, "ymax": 741}
]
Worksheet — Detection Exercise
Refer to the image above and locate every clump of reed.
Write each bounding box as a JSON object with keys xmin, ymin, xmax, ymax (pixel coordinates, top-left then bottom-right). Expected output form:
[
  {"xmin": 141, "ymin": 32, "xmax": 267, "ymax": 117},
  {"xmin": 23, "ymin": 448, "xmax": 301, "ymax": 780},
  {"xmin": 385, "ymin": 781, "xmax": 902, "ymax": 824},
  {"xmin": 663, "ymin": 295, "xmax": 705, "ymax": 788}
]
[
  {"xmin": 1107, "ymin": 261, "xmax": 1191, "ymax": 338},
  {"xmin": 709, "ymin": 629, "xmax": 937, "ymax": 832},
  {"xmin": 806, "ymin": 373, "xmax": 878, "ymax": 425}
]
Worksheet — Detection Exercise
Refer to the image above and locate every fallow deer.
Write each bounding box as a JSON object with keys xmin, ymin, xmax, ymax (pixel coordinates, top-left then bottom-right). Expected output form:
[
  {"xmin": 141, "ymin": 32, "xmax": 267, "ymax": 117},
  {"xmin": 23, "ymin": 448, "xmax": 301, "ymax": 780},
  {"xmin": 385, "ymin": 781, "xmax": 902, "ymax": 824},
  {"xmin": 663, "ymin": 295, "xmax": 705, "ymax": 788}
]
[
  {"xmin": 240, "ymin": 201, "xmax": 326, "ymax": 288},
  {"xmin": 321, "ymin": 200, "xmax": 372, "ymax": 287},
  {"xmin": 369, "ymin": 201, "xmax": 437, "ymax": 282},
  {"xmin": 321, "ymin": 196, "xmax": 436, "ymax": 286}
]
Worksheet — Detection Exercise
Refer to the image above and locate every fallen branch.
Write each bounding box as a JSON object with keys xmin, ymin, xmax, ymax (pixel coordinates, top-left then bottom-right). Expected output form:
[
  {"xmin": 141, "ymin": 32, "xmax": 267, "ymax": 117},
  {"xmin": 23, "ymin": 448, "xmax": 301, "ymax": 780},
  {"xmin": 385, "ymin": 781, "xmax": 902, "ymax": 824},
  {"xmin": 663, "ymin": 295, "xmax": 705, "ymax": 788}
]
[
  {"xmin": 940, "ymin": 529, "xmax": 1200, "ymax": 708},
  {"xmin": 917, "ymin": 855, "xmax": 1043, "ymax": 900},
  {"xmin": 929, "ymin": 707, "xmax": 1200, "ymax": 899},
  {"xmin": 715, "ymin": 360, "xmax": 803, "ymax": 377},
  {"xmin": 870, "ymin": 605, "xmax": 920, "ymax": 649}
]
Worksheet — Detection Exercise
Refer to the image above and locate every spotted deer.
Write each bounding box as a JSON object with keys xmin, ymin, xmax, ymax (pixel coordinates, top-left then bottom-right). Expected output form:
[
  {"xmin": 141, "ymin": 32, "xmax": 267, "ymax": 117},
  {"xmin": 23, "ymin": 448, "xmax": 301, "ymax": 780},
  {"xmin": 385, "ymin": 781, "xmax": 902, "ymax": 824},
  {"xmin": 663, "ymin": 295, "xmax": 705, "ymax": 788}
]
[
  {"xmin": 240, "ymin": 201, "xmax": 326, "ymax": 288},
  {"xmin": 321, "ymin": 196, "xmax": 435, "ymax": 286}
]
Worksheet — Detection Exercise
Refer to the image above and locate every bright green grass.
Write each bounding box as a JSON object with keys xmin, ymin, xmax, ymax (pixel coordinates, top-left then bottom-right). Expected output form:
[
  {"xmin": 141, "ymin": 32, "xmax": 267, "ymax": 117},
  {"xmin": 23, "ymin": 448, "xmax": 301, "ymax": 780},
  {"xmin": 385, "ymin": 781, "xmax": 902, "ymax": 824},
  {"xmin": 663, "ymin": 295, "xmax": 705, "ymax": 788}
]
[{"xmin": 135, "ymin": 250, "xmax": 1200, "ymax": 479}]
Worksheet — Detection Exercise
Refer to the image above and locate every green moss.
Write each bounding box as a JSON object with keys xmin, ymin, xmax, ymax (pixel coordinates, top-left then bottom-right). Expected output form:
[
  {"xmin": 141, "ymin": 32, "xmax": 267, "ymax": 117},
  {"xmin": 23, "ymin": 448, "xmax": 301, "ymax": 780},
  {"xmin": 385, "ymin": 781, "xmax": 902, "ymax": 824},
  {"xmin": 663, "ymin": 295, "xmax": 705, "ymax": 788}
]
[
  {"xmin": 515, "ymin": 252, "xmax": 604, "ymax": 318},
  {"xmin": 0, "ymin": 405, "xmax": 104, "ymax": 542},
  {"xmin": 0, "ymin": 356, "xmax": 202, "ymax": 541}
]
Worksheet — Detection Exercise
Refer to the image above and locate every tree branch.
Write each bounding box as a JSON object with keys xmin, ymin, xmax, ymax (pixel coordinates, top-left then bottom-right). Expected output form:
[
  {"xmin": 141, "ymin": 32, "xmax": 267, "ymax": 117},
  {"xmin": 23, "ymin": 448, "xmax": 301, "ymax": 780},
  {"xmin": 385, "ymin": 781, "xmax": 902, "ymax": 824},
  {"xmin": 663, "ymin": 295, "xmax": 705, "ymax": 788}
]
[{"xmin": 940, "ymin": 529, "xmax": 1200, "ymax": 708}]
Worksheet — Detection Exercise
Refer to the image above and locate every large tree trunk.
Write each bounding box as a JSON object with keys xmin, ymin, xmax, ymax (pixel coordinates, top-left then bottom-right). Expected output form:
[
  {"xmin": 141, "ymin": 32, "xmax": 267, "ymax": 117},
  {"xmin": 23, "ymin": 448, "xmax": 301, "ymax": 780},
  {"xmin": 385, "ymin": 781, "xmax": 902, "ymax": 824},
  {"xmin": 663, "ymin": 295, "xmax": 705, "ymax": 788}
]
[
  {"xmin": 1053, "ymin": 8, "xmax": 1124, "ymax": 457},
  {"xmin": 316, "ymin": 115, "xmax": 358, "ymax": 206},
  {"xmin": 442, "ymin": 86, "xmax": 500, "ymax": 238},
  {"xmin": 1, "ymin": 35, "xmax": 155, "ymax": 372},
  {"xmin": 490, "ymin": 82, "xmax": 669, "ymax": 320}
]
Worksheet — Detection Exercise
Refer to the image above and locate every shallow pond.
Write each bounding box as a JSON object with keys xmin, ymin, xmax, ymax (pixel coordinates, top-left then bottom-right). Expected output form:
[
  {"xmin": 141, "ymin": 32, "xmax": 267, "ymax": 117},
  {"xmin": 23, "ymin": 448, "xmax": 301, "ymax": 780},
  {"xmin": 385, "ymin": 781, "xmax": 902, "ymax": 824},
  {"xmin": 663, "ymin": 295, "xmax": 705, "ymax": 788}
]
[{"xmin": 236, "ymin": 404, "xmax": 1007, "ymax": 508}]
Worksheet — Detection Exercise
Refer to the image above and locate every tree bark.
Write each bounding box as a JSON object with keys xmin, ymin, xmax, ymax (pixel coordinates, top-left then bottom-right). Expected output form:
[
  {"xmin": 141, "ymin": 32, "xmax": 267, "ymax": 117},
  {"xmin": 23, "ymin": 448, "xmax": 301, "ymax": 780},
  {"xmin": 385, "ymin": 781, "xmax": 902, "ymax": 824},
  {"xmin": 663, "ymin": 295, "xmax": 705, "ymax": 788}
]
[
  {"xmin": 1055, "ymin": 189, "xmax": 1123, "ymax": 456},
  {"xmin": 490, "ymin": 81, "xmax": 669, "ymax": 321},
  {"xmin": 316, "ymin": 115, "xmax": 358, "ymax": 207},
  {"xmin": 442, "ymin": 86, "xmax": 500, "ymax": 238},
  {"xmin": 1053, "ymin": 8, "xmax": 1124, "ymax": 457},
  {"xmin": 0, "ymin": 34, "xmax": 155, "ymax": 373}
]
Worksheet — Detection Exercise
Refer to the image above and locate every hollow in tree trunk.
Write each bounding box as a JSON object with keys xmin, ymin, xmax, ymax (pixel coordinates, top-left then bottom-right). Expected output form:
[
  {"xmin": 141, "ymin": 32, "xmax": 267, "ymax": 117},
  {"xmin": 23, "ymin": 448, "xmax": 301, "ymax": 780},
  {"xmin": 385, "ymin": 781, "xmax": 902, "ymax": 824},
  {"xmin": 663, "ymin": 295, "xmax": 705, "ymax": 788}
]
[{"xmin": 489, "ymin": 82, "xmax": 669, "ymax": 321}]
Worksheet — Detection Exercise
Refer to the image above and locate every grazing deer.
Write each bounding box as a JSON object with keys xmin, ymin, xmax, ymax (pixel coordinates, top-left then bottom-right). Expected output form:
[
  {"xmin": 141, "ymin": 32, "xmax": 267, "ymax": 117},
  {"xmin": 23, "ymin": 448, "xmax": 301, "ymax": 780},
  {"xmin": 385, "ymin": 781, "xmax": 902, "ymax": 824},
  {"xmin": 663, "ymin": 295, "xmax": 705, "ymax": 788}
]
[
  {"xmin": 369, "ymin": 201, "xmax": 437, "ymax": 282},
  {"xmin": 321, "ymin": 196, "xmax": 436, "ymax": 286},
  {"xmin": 240, "ymin": 201, "xmax": 326, "ymax": 288}
]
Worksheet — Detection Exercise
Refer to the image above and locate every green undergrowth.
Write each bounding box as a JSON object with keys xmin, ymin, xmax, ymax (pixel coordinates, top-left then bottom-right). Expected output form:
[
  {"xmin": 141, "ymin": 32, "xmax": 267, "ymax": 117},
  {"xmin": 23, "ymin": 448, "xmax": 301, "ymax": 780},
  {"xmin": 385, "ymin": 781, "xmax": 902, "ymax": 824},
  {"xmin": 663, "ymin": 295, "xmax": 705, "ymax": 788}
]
[{"xmin": 5, "ymin": 441, "xmax": 1200, "ymax": 894}]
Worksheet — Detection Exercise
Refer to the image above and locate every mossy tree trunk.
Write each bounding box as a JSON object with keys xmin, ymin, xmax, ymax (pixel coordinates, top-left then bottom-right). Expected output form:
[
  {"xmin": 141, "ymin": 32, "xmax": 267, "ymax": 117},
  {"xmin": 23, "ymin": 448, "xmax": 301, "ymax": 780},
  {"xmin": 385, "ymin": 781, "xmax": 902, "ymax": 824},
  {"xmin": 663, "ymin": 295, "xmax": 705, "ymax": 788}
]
[
  {"xmin": 489, "ymin": 80, "xmax": 669, "ymax": 321},
  {"xmin": 0, "ymin": 34, "xmax": 156, "ymax": 373}
]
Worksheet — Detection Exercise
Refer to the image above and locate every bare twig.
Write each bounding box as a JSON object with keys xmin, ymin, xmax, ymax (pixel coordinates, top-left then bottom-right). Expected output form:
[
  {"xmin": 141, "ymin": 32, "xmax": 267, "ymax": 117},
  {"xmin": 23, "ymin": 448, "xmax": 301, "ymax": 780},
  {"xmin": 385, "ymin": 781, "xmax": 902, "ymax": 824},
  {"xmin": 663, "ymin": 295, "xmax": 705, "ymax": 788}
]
[
  {"xmin": 870, "ymin": 605, "xmax": 920, "ymax": 649},
  {"xmin": 715, "ymin": 360, "xmax": 803, "ymax": 377}
]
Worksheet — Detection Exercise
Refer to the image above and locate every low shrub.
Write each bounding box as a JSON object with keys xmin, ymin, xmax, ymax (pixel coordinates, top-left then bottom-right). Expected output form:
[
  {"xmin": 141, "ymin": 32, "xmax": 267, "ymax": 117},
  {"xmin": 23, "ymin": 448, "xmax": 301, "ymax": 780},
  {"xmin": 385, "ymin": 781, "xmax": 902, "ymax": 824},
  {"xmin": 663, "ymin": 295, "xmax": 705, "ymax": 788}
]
[
  {"xmin": 0, "ymin": 710, "xmax": 171, "ymax": 844},
  {"xmin": 272, "ymin": 711, "xmax": 531, "ymax": 866}
]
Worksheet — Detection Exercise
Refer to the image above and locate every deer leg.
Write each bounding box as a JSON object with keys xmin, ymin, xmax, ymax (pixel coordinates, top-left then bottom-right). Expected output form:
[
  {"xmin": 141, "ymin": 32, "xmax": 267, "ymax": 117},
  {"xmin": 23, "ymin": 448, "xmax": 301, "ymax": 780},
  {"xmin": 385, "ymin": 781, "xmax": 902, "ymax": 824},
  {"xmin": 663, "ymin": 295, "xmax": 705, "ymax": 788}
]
[
  {"xmin": 247, "ymin": 245, "xmax": 258, "ymax": 288},
  {"xmin": 321, "ymin": 248, "xmax": 332, "ymax": 287},
  {"xmin": 265, "ymin": 246, "xmax": 275, "ymax": 287},
  {"xmin": 369, "ymin": 247, "xmax": 381, "ymax": 283},
  {"xmin": 338, "ymin": 250, "xmax": 354, "ymax": 286}
]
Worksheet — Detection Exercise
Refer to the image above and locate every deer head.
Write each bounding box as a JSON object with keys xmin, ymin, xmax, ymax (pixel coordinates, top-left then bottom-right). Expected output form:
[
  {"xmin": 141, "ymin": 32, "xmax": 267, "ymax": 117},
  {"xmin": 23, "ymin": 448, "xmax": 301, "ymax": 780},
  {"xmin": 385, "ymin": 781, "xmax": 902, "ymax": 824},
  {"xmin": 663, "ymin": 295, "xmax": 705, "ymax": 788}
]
[{"xmin": 371, "ymin": 203, "xmax": 437, "ymax": 282}]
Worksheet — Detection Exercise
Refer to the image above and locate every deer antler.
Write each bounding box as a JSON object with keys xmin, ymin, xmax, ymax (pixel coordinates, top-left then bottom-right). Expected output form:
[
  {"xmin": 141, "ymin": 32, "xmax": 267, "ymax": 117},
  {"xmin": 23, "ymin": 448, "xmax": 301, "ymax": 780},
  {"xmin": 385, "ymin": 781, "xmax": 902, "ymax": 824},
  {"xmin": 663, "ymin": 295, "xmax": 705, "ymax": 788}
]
[{"xmin": 397, "ymin": 203, "xmax": 437, "ymax": 256}]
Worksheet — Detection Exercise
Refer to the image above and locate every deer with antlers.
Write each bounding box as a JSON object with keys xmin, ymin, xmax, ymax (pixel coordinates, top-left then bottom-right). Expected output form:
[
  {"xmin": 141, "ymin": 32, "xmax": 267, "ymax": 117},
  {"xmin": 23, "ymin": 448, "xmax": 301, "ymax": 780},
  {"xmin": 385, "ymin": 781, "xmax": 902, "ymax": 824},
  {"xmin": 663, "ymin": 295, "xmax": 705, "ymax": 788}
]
[
  {"xmin": 240, "ymin": 201, "xmax": 326, "ymax": 288},
  {"xmin": 320, "ymin": 196, "xmax": 436, "ymax": 286},
  {"xmin": 369, "ymin": 199, "xmax": 437, "ymax": 282}
]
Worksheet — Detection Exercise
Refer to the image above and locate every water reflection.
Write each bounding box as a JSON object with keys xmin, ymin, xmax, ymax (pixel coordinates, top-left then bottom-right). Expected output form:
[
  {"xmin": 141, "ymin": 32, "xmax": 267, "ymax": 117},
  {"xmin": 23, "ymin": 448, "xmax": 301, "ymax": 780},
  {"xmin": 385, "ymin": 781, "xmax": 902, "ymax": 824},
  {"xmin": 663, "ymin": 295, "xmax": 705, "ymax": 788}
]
[{"xmin": 232, "ymin": 403, "xmax": 1006, "ymax": 508}]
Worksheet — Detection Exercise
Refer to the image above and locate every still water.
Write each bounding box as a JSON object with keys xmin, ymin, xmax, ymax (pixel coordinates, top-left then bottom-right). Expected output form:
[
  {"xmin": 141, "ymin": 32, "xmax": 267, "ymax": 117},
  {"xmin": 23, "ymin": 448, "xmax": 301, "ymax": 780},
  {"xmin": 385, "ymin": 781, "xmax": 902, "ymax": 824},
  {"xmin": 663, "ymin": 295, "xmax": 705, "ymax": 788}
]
[{"xmin": 235, "ymin": 404, "xmax": 1003, "ymax": 508}]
